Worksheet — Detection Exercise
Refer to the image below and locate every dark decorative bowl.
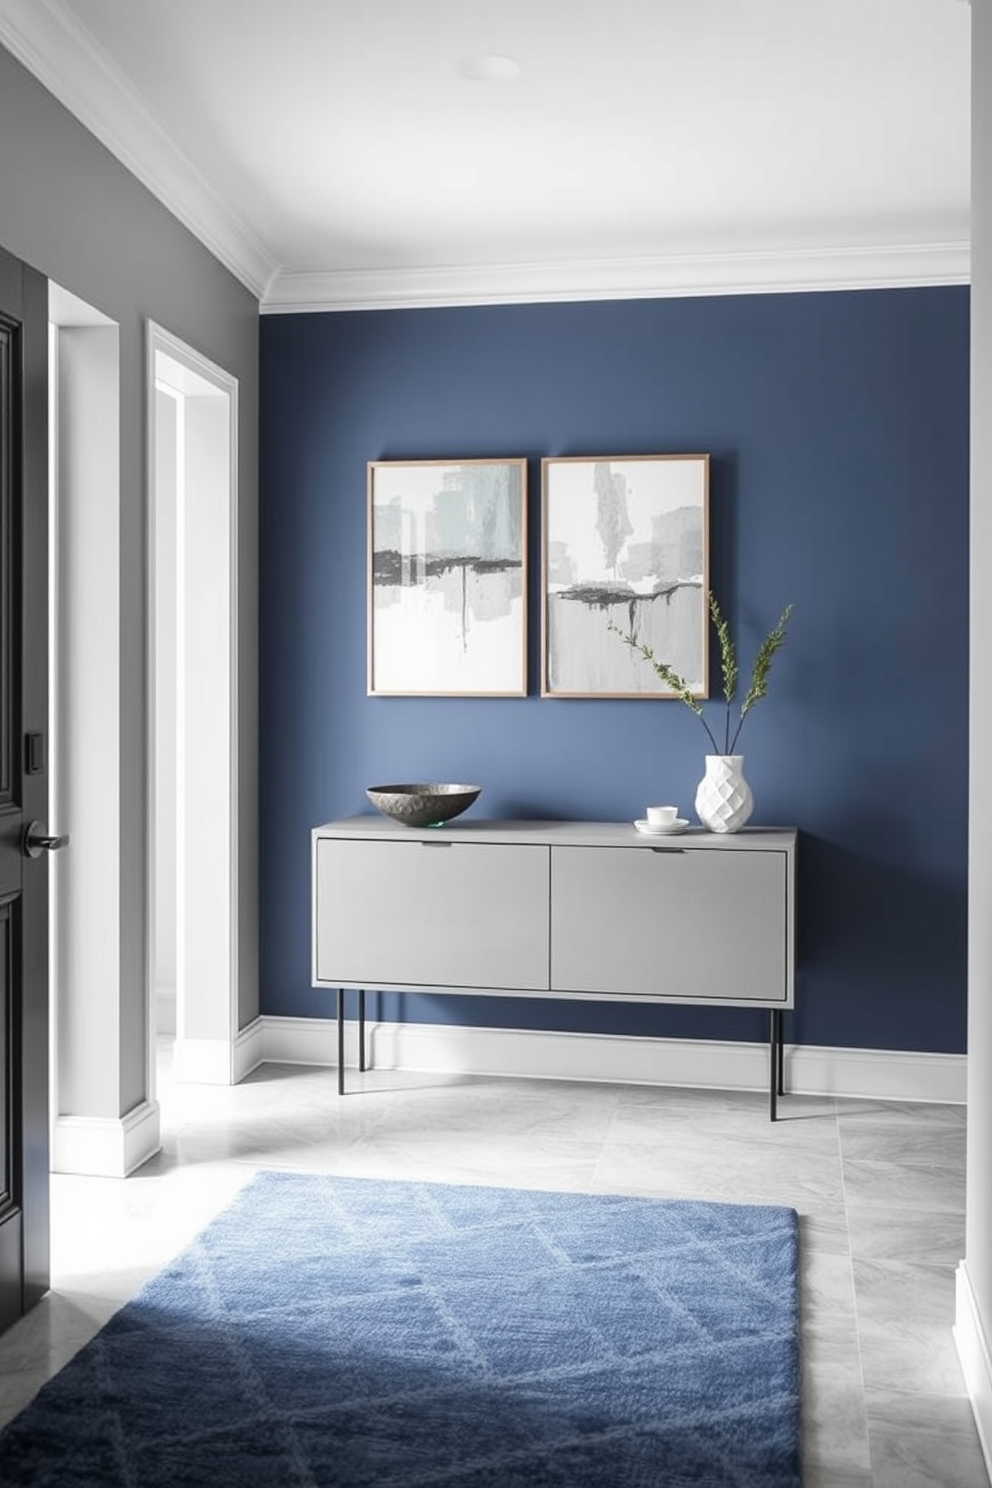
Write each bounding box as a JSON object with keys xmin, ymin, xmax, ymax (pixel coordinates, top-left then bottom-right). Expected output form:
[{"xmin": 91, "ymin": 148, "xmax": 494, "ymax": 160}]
[{"xmin": 366, "ymin": 783, "xmax": 482, "ymax": 828}]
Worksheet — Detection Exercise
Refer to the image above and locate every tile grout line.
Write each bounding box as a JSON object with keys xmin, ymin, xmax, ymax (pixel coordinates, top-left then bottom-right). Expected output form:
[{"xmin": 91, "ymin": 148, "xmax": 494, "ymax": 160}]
[{"xmin": 837, "ymin": 1103, "xmax": 877, "ymax": 1484}]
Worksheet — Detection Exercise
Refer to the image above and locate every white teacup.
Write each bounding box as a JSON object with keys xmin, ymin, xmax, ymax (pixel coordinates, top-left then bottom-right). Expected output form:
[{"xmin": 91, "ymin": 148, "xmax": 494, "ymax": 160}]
[{"xmin": 646, "ymin": 805, "xmax": 679, "ymax": 826}]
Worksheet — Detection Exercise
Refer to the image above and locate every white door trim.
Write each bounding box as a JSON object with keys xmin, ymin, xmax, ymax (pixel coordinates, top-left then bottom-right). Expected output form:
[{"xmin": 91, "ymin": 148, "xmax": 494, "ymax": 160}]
[{"xmin": 146, "ymin": 322, "xmax": 239, "ymax": 1090}]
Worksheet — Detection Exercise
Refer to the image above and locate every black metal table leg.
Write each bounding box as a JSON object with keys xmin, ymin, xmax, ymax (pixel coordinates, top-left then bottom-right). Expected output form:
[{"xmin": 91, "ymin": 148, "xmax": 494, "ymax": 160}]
[
  {"xmin": 777, "ymin": 1011, "xmax": 785, "ymax": 1097},
  {"xmin": 337, "ymin": 988, "xmax": 345, "ymax": 1096},
  {"xmin": 358, "ymin": 988, "xmax": 366, "ymax": 1072},
  {"xmin": 769, "ymin": 1008, "xmax": 780, "ymax": 1121}
]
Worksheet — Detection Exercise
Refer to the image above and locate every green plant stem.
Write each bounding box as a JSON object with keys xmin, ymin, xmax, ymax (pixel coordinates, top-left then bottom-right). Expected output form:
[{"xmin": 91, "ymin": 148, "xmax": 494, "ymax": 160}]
[
  {"xmin": 708, "ymin": 592, "xmax": 737, "ymax": 753},
  {"xmin": 608, "ymin": 598, "xmax": 793, "ymax": 756},
  {"xmin": 727, "ymin": 603, "xmax": 793, "ymax": 753},
  {"xmin": 607, "ymin": 620, "xmax": 721, "ymax": 753}
]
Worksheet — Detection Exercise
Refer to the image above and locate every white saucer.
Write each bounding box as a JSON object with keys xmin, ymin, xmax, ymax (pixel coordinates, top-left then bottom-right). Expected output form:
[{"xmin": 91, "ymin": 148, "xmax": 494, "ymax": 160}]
[{"xmin": 633, "ymin": 818, "xmax": 689, "ymax": 836}]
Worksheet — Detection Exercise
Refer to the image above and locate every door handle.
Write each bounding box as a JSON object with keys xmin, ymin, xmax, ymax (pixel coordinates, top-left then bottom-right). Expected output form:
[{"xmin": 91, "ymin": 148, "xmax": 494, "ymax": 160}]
[{"xmin": 23, "ymin": 821, "xmax": 70, "ymax": 860}]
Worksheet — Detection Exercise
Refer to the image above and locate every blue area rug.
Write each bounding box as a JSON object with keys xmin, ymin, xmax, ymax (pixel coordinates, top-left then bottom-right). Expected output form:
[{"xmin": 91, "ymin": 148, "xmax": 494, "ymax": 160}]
[{"xmin": 0, "ymin": 1173, "xmax": 801, "ymax": 1486}]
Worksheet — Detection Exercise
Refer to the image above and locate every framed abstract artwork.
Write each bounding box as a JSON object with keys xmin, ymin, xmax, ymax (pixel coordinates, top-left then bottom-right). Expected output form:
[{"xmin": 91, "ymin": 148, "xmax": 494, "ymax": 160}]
[
  {"xmin": 368, "ymin": 458, "xmax": 527, "ymax": 696},
  {"xmin": 541, "ymin": 453, "xmax": 710, "ymax": 698}
]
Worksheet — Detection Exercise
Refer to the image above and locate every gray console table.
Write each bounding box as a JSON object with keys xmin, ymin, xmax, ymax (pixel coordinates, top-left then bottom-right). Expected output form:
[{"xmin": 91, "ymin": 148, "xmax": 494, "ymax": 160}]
[{"xmin": 311, "ymin": 817, "xmax": 797, "ymax": 1118}]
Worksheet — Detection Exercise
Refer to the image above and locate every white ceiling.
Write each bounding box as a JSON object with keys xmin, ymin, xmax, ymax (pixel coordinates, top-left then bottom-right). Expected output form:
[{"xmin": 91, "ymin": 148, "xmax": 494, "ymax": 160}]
[{"xmin": 0, "ymin": 0, "xmax": 972, "ymax": 310}]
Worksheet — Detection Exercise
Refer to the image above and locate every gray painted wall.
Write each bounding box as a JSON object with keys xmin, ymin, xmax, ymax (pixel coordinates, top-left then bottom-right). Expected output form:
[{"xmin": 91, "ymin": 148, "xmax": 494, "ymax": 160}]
[{"xmin": 0, "ymin": 43, "xmax": 259, "ymax": 1119}]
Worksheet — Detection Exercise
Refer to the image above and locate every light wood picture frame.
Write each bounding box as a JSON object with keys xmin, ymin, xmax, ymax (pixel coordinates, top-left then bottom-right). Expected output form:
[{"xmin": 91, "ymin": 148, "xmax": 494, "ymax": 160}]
[
  {"xmin": 368, "ymin": 458, "xmax": 528, "ymax": 696},
  {"xmin": 541, "ymin": 453, "xmax": 710, "ymax": 698}
]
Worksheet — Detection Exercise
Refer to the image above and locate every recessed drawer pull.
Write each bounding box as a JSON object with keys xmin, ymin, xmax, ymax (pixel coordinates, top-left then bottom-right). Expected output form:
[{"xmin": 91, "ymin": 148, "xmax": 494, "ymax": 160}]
[
  {"xmin": 420, "ymin": 839, "xmax": 453, "ymax": 847},
  {"xmin": 650, "ymin": 846, "xmax": 685, "ymax": 854}
]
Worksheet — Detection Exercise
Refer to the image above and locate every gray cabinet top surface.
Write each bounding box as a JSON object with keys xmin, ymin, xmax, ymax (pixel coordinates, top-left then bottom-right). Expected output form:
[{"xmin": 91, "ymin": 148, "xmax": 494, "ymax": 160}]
[{"xmin": 314, "ymin": 816, "xmax": 796, "ymax": 851}]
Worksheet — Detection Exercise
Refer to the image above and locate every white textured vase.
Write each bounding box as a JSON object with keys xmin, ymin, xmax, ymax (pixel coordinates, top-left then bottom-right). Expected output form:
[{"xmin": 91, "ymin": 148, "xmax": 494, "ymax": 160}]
[{"xmin": 695, "ymin": 754, "xmax": 754, "ymax": 834}]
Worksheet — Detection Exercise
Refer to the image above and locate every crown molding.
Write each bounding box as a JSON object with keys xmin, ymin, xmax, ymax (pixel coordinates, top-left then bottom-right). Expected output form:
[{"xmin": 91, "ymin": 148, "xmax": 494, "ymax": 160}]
[
  {"xmin": 262, "ymin": 240, "xmax": 970, "ymax": 313},
  {"xmin": 0, "ymin": 0, "xmax": 275, "ymax": 300},
  {"xmin": 1, "ymin": 1, "xmax": 968, "ymax": 315}
]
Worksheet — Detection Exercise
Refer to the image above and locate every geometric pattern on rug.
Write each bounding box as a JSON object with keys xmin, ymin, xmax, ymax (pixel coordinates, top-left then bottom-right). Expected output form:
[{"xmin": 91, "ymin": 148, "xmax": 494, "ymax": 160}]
[{"xmin": 0, "ymin": 1172, "xmax": 801, "ymax": 1487}]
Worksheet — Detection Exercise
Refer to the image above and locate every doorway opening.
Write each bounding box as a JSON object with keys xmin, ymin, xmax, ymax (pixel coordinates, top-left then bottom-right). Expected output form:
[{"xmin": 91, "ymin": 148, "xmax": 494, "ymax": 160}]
[
  {"xmin": 44, "ymin": 297, "xmax": 240, "ymax": 1173},
  {"xmin": 47, "ymin": 284, "xmax": 141, "ymax": 1175},
  {"xmin": 148, "ymin": 325, "xmax": 239, "ymax": 1086}
]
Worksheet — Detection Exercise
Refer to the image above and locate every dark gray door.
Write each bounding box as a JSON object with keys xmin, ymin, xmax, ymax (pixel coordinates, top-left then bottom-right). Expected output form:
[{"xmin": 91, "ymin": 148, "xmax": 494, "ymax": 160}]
[{"xmin": 0, "ymin": 243, "xmax": 50, "ymax": 1333}]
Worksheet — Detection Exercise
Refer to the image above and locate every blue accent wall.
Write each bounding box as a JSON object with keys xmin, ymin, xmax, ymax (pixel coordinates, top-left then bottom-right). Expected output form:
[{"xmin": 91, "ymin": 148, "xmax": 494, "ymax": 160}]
[{"xmin": 260, "ymin": 288, "xmax": 969, "ymax": 1054}]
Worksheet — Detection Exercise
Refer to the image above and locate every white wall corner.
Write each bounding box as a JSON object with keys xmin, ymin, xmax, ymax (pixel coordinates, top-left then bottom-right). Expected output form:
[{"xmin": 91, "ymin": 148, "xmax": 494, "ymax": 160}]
[
  {"xmin": 0, "ymin": 0, "xmax": 274, "ymax": 297},
  {"xmin": 955, "ymin": 1262, "xmax": 992, "ymax": 1477},
  {"xmin": 52, "ymin": 1099, "xmax": 161, "ymax": 1178}
]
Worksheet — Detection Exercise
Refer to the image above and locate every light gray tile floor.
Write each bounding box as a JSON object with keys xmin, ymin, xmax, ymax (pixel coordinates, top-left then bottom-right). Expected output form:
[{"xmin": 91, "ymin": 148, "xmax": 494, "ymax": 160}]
[{"xmin": 0, "ymin": 1048, "xmax": 988, "ymax": 1486}]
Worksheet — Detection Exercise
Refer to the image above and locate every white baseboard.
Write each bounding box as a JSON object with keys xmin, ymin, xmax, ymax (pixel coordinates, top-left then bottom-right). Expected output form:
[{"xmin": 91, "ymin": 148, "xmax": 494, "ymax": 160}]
[
  {"xmin": 248, "ymin": 1015, "xmax": 966, "ymax": 1105},
  {"xmin": 172, "ymin": 1036, "xmax": 234, "ymax": 1085},
  {"xmin": 789, "ymin": 1043, "xmax": 966, "ymax": 1104},
  {"xmin": 154, "ymin": 981, "xmax": 176, "ymax": 1037},
  {"xmin": 955, "ymin": 1262, "xmax": 992, "ymax": 1477},
  {"xmin": 261, "ymin": 1014, "xmax": 361, "ymax": 1068},
  {"xmin": 233, "ymin": 1018, "xmax": 266, "ymax": 1083},
  {"xmin": 173, "ymin": 1024, "xmax": 266, "ymax": 1086},
  {"xmin": 52, "ymin": 1099, "xmax": 161, "ymax": 1178}
]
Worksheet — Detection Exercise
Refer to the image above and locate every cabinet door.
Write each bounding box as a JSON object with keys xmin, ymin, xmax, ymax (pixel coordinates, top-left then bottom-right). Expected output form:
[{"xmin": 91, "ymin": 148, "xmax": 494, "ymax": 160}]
[
  {"xmin": 316, "ymin": 838, "xmax": 550, "ymax": 990},
  {"xmin": 551, "ymin": 846, "xmax": 788, "ymax": 1004}
]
